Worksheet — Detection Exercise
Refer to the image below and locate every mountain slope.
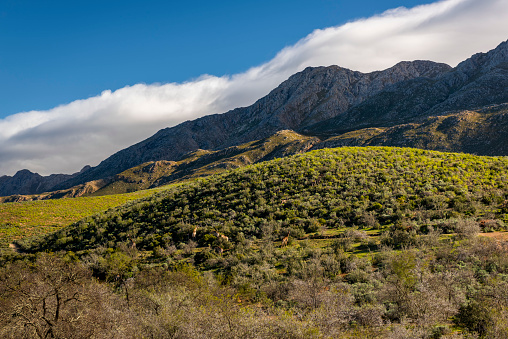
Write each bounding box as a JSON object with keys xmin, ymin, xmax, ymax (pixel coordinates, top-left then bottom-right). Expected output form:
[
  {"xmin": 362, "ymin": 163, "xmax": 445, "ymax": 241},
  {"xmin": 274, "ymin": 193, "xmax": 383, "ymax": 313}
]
[
  {"xmin": 314, "ymin": 103, "xmax": 508, "ymax": 155},
  {"xmin": 50, "ymin": 60, "xmax": 450, "ymax": 191},
  {"xmin": 90, "ymin": 129, "xmax": 319, "ymax": 196},
  {"xmin": 0, "ymin": 131, "xmax": 319, "ymax": 202},
  {"xmin": 307, "ymin": 40, "xmax": 508, "ymax": 136}
]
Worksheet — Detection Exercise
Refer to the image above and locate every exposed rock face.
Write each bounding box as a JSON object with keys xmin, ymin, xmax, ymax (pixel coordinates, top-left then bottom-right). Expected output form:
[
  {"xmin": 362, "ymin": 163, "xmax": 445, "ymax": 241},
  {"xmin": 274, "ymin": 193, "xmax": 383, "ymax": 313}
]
[
  {"xmin": 51, "ymin": 60, "xmax": 451, "ymax": 191},
  {"xmin": 306, "ymin": 40, "xmax": 508, "ymax": 136},
  {"xmin": 313, "ymin": 103, "xmax": 508, "ymax": 156}
]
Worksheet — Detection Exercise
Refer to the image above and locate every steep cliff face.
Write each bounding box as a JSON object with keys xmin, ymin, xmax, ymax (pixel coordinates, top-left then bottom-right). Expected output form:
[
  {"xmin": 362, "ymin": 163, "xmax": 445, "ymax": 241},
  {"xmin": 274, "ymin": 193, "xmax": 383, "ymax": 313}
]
[
  {"xmin": 306, "ymin": 40, "xmax": 508, "ymax": 136},
  {"xmin": 52, "ymin": 60, "xmax": 450, "ymax": 191}
]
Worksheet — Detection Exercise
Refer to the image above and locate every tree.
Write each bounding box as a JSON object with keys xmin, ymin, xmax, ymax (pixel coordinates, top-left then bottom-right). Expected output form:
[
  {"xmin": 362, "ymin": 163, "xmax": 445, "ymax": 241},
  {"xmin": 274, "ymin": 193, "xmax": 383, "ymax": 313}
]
[{"xmin": 0, "ymin": 254, "xmax": 137, "ymax": 338}]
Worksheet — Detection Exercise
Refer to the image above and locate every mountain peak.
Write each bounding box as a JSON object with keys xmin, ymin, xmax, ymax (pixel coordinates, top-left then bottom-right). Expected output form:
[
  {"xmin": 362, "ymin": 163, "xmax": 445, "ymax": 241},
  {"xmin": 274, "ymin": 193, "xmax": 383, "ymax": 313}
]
[
  {"xmin": 13, "ymin": 169, "xmax": 39, "ymax": 179},
  {"xmin": 455, "ymin": 39, "xmax": 508, "ymax": 75},
  {"xmin": 306, "ymin": 38, "xmax": 508, "ymax": 136},
  {"xmin": 79, "ymin": 165, "xmax": 92, "ymax": 173},
  {"xmin": 388, "ymin": 60, "xmax": 452, "ymax": 78}
]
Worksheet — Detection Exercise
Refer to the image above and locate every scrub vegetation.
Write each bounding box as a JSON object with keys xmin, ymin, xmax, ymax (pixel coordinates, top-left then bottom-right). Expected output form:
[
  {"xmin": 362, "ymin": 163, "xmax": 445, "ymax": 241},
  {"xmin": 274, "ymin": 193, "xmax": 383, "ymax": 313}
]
[{"xmin": 2, "ymin": 146, "xmax": 508, "ymax": 338}]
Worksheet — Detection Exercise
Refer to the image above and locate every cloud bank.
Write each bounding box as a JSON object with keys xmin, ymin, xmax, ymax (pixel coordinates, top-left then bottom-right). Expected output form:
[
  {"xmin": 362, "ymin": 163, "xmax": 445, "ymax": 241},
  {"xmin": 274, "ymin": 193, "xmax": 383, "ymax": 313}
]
[{"xmin": 1, "ymin": 0, "xmax": 508, "ymax": 176}]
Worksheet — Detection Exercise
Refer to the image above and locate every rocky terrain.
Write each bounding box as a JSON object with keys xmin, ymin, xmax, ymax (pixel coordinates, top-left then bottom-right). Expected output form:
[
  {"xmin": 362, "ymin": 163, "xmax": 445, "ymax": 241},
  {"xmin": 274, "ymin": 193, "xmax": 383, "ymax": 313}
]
[
  {"xmin": 0, "ymin": 166, "xmax": 90, "ymax": 197},
  {"xmin": 48, "ymin": 60, "xmax": 450, "ymax": 191},
  {"xmin": 306, "ymin": 40, "xmax": 508, "ymax": 136},
  {"xmin": 313, "ymin": 103, "xmax": 508, "ymax": 155},
  {"xmin": 1, "ymin": 39, "xmax": 507, "ymax": 198}
]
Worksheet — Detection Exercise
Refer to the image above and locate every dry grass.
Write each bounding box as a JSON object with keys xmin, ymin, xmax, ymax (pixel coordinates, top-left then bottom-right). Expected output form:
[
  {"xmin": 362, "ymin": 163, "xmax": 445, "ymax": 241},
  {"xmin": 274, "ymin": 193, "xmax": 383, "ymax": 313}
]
[{"xmin": 479, "ymin": 231, "xmax": 508, "ymax": 241}]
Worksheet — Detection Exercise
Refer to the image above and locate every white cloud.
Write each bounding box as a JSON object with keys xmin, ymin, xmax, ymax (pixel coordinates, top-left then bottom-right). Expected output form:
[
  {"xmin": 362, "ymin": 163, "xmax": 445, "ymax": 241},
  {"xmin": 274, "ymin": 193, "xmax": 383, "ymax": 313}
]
[{"xmin": 1, "ymin": 0, "xmax": 507, "ymax": 176}]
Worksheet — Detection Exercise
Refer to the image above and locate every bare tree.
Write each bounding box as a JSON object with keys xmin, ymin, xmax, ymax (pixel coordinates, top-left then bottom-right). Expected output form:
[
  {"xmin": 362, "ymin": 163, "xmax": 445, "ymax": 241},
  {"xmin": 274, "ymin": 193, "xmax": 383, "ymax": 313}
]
[{"xmin": 0, "ymin": 254, "xmax": 138, "ymax": 339}]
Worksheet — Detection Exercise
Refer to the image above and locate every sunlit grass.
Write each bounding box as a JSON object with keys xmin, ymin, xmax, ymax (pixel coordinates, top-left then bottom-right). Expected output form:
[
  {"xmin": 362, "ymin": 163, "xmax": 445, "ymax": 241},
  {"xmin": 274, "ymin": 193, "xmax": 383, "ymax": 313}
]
[{"xmin": 0, "ymin": 188, "xmax": 166, "ymax": 248}]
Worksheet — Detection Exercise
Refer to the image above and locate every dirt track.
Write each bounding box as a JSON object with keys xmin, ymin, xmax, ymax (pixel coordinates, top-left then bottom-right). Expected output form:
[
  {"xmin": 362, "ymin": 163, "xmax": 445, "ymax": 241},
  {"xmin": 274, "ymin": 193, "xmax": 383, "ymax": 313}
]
[{"xmin": 479, "ymin": 232, "xmax": 508, "ymax": 241}]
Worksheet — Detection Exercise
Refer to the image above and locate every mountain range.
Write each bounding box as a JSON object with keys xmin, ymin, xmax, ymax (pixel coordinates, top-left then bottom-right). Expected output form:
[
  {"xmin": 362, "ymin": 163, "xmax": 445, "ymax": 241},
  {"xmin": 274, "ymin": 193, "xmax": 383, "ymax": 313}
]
[{"xmin": 1, "ymin": 39, "xmax": 508, "ymax": 199}]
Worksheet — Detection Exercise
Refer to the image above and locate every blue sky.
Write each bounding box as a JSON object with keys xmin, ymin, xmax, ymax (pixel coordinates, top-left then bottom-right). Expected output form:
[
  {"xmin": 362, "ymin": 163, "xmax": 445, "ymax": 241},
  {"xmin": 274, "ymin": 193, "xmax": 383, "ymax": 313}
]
[
  {"xmin": 0, "ymin": 0, "xmax": 436, "ymax": 118},
  {"xmin": 1, "ymin": 0, "xmax": 507, "ymax": 176}
]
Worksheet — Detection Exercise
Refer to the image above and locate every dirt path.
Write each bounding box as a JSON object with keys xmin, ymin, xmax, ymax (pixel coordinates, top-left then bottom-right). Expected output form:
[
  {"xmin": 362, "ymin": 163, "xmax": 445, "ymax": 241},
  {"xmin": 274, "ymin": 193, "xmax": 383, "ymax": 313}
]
[{"xmin": 479, "ymin": 232, "xmax": 508, "ymax": 241}]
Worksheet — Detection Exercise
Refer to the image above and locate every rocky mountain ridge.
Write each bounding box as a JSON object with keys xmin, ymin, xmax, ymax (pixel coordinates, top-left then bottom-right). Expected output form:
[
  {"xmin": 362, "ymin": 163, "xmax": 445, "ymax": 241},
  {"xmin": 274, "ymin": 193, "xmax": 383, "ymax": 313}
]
[
  {"xmin": 2, "ymin": 39, "xmax": 508, "ymax": 198},
  {"xmin": 0, "ymin": 166, "xmax": 90, "ymax": 197},
  {"xmin": 48, "ymin": 59, "xmax": 450, "ymax": 192},
  {"xmin": 306, "ymin": 40, "xmax": 508, "ymax": 135}
]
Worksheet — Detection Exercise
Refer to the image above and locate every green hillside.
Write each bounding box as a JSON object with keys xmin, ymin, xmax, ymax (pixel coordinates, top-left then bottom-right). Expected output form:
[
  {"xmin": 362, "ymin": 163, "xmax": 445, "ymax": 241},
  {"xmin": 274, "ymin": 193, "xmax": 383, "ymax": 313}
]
[
  {"xmin": 0, "ymin": 188, "xmax": 164, "ymax": 249},
  {"xmin": 18, "ymin": 146, "xmax": 507, "ymax": 254}
]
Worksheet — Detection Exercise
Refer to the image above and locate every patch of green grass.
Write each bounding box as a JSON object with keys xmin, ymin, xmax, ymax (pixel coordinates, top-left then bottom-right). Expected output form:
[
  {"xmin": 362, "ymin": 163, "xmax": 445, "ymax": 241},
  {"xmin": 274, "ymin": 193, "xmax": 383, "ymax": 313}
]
[{"xmin": 0, "ymin": 188, "xmax": 165, "ymax": 248}]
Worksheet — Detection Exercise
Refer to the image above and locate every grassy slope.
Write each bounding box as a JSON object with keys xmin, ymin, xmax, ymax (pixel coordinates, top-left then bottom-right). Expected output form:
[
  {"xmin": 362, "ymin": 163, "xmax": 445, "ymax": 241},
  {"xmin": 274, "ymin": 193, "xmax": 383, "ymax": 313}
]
[
  {"xmin": 16, "ymin": 146, "xmax": 508, "ymax": 254},
  {"xmin": 316, "ymin": 105, "xmax": 508, "ymax": 155},
  {"xmin": 0, "ymin": 188, "xmax": 167, "ymax": 249}
]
